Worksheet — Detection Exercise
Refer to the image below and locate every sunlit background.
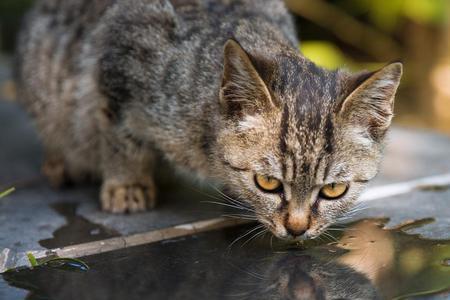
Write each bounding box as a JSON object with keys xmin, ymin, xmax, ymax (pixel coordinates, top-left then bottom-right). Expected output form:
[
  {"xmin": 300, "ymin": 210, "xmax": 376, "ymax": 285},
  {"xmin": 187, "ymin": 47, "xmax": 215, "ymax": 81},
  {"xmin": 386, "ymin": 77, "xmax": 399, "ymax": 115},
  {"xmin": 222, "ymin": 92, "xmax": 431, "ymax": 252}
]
[{"xmin": 1, "ymin": 0, "xmax": 450, "ymax": 133}]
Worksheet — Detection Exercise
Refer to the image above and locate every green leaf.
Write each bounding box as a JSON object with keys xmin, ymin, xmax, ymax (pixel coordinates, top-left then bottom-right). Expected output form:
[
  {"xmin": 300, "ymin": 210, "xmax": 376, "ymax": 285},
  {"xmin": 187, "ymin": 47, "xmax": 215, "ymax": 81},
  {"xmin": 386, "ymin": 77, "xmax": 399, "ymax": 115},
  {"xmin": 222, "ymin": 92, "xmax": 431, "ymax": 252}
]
[
  {"xmin": 0, "ymin": 187, "xmax": 15, "ymax": 198},
  {"xmin": 26, "ymin": 253, "xmax": 38, "ymax": 267}
]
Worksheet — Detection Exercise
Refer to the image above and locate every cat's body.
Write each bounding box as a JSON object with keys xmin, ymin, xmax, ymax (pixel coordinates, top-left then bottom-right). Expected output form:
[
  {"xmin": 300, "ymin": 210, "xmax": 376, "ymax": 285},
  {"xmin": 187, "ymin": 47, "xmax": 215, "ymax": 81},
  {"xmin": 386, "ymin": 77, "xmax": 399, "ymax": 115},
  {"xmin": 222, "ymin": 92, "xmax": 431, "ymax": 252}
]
[
  {"xmin": 17, "ymin": 0, "xmax": 402, "ymax": 239},
  {"xmin": 16, "ymin": 0, "xmax": 297, "ymax": 205}
]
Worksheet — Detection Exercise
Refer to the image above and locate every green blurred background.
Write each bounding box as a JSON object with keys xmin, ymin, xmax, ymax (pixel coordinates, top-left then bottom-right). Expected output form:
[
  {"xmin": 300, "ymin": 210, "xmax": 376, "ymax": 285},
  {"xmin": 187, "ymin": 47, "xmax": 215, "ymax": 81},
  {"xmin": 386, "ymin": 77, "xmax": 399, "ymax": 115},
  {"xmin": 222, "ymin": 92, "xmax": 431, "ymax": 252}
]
[{"xmin": 1, "ymin": 0, "xmax": 450, "ymax": 133}]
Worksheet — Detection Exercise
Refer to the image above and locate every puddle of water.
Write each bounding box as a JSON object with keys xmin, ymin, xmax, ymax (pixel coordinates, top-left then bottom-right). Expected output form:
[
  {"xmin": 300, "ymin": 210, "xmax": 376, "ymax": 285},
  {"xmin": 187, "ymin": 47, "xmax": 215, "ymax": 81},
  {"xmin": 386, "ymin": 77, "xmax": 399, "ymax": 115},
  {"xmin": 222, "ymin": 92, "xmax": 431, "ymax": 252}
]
[
  {"xmin": 285, "ymin": 219, "xmax": 450, "ymax": 300},
  {"xmin": 39, "ymin": 203, "xmax": 120, "ymax": 249},
  {"xmin": 2, "ymin": 218, "xmax": 450, "ymax": 300}
]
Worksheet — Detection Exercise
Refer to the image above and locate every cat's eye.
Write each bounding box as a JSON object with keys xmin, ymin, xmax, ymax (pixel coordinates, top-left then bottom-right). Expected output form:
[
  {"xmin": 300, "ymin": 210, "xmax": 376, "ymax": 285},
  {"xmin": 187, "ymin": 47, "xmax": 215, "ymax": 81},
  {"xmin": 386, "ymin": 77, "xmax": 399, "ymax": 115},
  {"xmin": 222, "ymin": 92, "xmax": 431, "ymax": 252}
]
[
  {"xmin": 254, "ymin": 174, "xmax": 282, "ymax": 193},
  {"xmin": 319, "ymin": 183, "xmax": 348, "ymax": 200}
]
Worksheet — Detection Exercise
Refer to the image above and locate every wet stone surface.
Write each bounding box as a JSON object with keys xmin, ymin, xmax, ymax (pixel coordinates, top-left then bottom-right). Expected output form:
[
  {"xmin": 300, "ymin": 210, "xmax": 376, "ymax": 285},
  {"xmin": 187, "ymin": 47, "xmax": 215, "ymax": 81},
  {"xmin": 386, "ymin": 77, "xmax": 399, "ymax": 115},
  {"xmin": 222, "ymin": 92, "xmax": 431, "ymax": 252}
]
[
  {"xmin": 3, "ymin": 219, "xmax": 450, "ymax": 300},
  {"xmin": 357, "ymin": 188, "xmax": 450, "ymax": 240},
  {"xmin": 38, "ymin": 203, "xmax": 120, "ymax": 249}
]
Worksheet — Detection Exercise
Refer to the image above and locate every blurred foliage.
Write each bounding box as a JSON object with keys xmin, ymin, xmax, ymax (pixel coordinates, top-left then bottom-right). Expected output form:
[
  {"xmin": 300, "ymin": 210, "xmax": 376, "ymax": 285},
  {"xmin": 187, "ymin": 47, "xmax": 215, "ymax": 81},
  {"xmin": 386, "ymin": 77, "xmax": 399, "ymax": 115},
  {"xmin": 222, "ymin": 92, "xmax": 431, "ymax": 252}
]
[
  {"xmin": 342, "ymin": 0, "xmax": 448, "ymax": 30},
  {"xmin": 293, "ymin": 0, "xmax": 449, "ymax": 65},
  {"xmin": 300, "ymin": 41, "xmax": 384, "ymax": 71},
  {"xmin": 287, "ymin": 0, "xmax": 450, "ymax": 132},
  {"xmin": 301, "ymin": 41, "xmax": 346, "ymax": 70},
  {"xmin": 0, "ymin": 0, "xmax": 33, "ymax": 52},
  {"xmin": 0, "ymin": 0, "xmax": 33, "ymax": 13}
]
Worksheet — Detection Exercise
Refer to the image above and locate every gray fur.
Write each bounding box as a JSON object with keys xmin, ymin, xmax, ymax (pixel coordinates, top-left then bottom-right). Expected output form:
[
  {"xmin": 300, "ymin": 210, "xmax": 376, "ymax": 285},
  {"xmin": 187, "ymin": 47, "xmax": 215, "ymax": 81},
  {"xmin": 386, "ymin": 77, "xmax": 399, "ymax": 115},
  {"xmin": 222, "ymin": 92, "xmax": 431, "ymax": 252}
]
[{"xmin": 16, "ymin": 0, "xmax": 402, "ymax": 238}]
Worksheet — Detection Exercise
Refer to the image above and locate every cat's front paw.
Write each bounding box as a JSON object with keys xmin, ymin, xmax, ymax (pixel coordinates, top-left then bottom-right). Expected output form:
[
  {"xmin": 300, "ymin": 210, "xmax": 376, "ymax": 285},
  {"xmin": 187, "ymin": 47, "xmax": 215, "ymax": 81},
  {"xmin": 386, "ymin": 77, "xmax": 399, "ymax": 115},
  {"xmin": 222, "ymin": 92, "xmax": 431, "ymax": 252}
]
[
  {"xmin": 100, "ymin": 179, "xmax": 157, "ymax": 213},
  {"xmin": 42, "ymin": 157, "xmax": 67, "ymax": 188}
]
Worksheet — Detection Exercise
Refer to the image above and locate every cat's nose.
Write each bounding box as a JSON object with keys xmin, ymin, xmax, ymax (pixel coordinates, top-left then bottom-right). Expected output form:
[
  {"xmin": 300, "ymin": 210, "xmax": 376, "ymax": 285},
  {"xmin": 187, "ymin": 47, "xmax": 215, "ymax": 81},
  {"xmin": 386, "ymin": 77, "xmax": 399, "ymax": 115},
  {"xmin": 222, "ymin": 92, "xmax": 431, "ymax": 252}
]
[
  {"xmin": 286, "ymin": 226, "xmax": 306, "ymax": 237},
  {"xmin": 285, "ymin": 212, "xmax": 308, "ymax": 237}
]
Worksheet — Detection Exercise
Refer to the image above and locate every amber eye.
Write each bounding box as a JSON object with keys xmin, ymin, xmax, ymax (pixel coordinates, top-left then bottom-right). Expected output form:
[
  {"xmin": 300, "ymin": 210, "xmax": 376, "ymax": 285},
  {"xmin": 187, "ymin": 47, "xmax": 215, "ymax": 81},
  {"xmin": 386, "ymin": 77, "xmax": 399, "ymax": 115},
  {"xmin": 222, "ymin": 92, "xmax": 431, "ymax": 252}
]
[
  {"xmin": 254, "ymin": 174, "xmax": 282, "ymax": 193},
  {"xmin": 319, "ymin": 183, "xmax": 348, "ymax": 200}
]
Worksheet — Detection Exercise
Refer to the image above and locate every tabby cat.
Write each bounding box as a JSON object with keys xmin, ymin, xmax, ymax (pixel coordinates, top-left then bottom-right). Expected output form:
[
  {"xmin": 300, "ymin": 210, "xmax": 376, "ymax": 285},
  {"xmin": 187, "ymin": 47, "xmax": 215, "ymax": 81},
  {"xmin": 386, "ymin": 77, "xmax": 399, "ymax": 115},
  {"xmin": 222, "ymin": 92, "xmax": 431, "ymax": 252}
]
[{"xmin": 16, "ymin": 0, "xmax": 402, "ymax": 239}]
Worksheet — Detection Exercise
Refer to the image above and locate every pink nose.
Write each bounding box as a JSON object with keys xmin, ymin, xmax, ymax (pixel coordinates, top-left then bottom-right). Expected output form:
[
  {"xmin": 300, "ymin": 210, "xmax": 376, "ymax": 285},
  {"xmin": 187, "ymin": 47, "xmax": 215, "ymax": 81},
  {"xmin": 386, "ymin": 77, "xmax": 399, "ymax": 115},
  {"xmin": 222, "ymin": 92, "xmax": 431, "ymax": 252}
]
[{"xmin": 285, "ymin": 213, "xmax": 309, "ymax": 237}]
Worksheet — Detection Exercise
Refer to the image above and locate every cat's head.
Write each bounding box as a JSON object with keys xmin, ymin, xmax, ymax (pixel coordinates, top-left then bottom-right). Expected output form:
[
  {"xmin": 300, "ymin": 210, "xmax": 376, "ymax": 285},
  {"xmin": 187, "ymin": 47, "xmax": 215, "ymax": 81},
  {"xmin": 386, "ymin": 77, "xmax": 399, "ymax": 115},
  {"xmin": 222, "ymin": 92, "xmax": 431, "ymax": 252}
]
[{"xmin": 214, "ymin": 39, "xmax": 402, "ymax": 240}]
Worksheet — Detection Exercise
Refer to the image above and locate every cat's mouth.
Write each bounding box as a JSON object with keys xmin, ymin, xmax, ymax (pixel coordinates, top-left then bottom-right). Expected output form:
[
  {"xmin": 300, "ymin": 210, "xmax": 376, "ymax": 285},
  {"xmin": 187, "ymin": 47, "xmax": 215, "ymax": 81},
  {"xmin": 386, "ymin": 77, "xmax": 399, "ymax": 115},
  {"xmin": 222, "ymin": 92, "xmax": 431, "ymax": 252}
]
[{"xmin": 256, "ymin": 216, "xmax": 320, "ymax": 241}]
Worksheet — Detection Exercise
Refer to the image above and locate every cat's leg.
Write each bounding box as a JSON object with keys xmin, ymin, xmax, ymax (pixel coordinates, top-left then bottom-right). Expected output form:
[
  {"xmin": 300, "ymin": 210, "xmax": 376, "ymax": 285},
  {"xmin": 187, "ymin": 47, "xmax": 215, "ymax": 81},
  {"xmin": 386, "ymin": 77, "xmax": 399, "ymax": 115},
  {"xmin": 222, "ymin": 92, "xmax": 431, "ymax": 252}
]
[
  {"xmin": 42, "ymin": 149, "xmax": 92, "ymax": 187},
  {"xmin": 42, "ymin": 152, "xmax": 67, "ymax": 188},
  {"xmin": 99, "ymin": 135, "xmax": 157, "ymax": 213}
]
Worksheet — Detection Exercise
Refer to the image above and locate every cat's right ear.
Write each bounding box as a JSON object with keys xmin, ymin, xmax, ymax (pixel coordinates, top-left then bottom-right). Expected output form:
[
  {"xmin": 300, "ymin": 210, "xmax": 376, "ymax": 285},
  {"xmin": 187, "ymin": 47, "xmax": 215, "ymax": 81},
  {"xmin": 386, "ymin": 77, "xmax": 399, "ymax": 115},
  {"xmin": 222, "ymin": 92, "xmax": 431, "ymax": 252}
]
[
  {"xmin": 338, "ymin": 62, "xmax": 403, "ymax": 141},
  {"xmin": 220, "ymin": 39, "xmax": 275, "ymax": 119}
]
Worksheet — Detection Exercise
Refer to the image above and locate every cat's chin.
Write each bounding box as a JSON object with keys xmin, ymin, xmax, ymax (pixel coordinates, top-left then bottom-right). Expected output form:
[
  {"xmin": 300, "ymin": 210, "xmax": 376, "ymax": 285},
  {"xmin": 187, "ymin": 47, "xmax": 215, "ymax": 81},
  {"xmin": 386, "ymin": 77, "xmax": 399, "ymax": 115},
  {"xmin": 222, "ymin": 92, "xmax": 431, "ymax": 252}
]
[{"xmin": 280, "ymin": 234, "xmax": 309, "ymax": 241}]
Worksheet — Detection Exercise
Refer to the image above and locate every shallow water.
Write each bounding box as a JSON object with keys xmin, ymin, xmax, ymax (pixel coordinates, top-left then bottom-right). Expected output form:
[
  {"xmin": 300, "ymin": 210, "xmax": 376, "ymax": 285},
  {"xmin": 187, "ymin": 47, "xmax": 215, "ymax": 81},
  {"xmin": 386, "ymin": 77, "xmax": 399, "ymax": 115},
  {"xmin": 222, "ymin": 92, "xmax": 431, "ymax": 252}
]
[
  {"xmin": 2, "ymin": 218, "xmax": 450, "ymax": 300},
  {"xmin": 38, "ymin": 203, "xmax": 120, "ymax": 249}
]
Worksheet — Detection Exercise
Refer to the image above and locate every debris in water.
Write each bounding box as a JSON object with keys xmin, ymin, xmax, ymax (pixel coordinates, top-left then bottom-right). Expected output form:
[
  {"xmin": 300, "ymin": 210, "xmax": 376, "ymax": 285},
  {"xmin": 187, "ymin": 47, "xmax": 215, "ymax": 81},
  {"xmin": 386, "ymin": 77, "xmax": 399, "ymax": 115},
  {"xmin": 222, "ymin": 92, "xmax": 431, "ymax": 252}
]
[
  {"xmin": 44, "ymin": 257, "xmax": 89, "ymax": 272},
  {"xmin": 26, "ymin": 252, "xmax": 89, "ymax": 272}
]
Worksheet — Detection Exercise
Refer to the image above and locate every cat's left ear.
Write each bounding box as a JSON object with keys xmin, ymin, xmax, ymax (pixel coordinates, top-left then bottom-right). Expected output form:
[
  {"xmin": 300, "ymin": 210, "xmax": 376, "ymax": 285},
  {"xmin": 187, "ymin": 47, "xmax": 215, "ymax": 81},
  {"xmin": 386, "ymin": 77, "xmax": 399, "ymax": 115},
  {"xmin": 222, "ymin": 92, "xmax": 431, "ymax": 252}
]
[
  {"xmin": 220, "ymin": 39, "xmax": 276, "ymax": 119},
  {"xmin": 339, "ymin": 62, "xmax": 403, "ymax": 140}
]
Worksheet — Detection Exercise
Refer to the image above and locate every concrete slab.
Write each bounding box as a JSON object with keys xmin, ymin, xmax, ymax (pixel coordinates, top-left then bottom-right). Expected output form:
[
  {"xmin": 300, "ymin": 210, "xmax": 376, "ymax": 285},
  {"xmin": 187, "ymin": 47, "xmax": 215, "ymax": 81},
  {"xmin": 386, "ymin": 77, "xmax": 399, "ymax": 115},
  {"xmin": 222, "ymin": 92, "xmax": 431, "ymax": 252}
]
[
  {"xmin": 375, "ymin": 127, "xmax": 450, "ymax": 185},
  {"xmin": 357, "ymin": 188, "xmax": 450, "ymax": 240}
]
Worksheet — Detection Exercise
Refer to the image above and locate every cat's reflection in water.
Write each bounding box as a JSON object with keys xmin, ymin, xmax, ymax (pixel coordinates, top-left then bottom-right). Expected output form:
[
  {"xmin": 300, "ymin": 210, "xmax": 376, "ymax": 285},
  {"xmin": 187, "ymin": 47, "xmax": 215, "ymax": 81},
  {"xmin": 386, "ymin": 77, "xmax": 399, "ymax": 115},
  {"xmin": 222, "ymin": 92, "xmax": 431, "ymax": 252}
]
[
  {"xmin": 230, "ymin": 253, "xmax": 380, "ymax": 300},
  {"xmin": 229, "ymin": 220, "xmax": 397, "ymax": 300},
  {"xmin": 5, "ymin": 219, "xmax": 445, "ymax": 299}
]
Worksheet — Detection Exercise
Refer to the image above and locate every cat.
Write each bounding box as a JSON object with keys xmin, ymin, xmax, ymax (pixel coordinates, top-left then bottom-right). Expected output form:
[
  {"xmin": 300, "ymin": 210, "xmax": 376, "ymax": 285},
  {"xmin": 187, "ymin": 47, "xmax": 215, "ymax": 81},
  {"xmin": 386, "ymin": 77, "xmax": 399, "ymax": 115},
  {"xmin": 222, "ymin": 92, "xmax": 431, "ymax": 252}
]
[{"xmin": 15, "ymin": 0, "xmax": 402, "ymax": 240}]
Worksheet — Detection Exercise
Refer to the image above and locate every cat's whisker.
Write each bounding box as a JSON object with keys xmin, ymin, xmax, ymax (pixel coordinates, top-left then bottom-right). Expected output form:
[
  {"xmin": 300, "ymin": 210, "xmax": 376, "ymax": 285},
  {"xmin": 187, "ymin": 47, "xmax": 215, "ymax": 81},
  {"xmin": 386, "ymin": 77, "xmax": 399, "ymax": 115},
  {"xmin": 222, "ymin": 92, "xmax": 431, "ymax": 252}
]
[
  {"xmin": 201, "ymin": 200, "xmax": 249, "ymax": 211},
  {"xmin": 325, "ymin": 231, "xmax": 339, "ymax": 242},
  {"xmin": 222, "ymin": 213, "xmax": 257, "ymax": 221},
  {"xmin": 316, "ymin": 235, "xmax": 325, "ymax": 243},
  {"xmin": 224, "ymin": 199, "xmax": 254, "ymax": 212},
  {"xmin": 189, "ymin": 184, "xmax": 254, "ymax": 213},
  {"xmin": 335, "ymin": 216, "xmax": 349, "ymax": 222},
  {"xmin": 241, "ymin": 228, "xmax": 265, "ymax": 247},
  {"xmin": 210, "ymin": 185, "xmax": 233, "ymax": 200},
  {"xmin": 187, "ymin": 185, "xmax": 233, "ymax": 203},
  {"xmin": 225, "ymin": 262, "xmax": 267, "ymax": 283},
  {"xmin": 241, "ymin": 227, "xmax": 267, "ymax": 248},
  {"xmin": 346, "ymin": 207, "xmax": 368, "ymax": 215},
  {"xmin": 338, "ymin": 214, "xmax": 359, "ymax": 220},
  {"xmin": 326, "ymin": 227, "xmax": 345, "ymax": 231},
  {"xmin": 227, "ymin": 224, "xmax": 265, "ymax": 251},
  {"xmin": 235, "ymin": 268, "xmax": 266, "ymax": 281},
  {"xmin": 223, "ymin": 212, "xmax": 256, "ymax": 218},
  {"xmin": 348, "ymin": 202, "xmax": 370, "ymax": 212},
  {"xmin": 347, "ymin": 206, "xmax": 369, "ymax": 214},
  {"xmin": 321, "ymin": 231, "xmax": 338, "ymax": 243},
  {"xmin": 269, "ymin": 234, "xmax": 275, "ymax": 250},
  {"xmin": 208, "ymin": 184, "xmax": 255, "ymax": 212}
]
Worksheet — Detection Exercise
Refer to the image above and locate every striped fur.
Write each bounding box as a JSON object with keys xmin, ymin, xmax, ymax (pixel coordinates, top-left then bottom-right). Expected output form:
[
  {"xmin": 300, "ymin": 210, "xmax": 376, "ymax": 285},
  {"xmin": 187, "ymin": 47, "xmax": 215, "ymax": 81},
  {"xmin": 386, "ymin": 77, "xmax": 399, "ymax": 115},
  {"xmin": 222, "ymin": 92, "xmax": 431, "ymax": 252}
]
[{"xmin": 16, "ymin": 0, "xmax": 402, "ymax": 238}]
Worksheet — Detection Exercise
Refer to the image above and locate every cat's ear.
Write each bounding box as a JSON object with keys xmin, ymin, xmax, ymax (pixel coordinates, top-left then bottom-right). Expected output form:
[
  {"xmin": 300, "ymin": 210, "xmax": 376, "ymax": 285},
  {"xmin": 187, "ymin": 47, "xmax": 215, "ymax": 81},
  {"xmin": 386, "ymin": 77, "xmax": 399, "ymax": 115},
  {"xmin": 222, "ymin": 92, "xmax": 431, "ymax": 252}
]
[
  {"xmin": 339, "ymin": 62, "xmax": 403, "ymax": 140},
  {"xmin": 220, "ymin": 39, "xmax": 275, "ymax": 119}
]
